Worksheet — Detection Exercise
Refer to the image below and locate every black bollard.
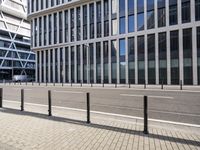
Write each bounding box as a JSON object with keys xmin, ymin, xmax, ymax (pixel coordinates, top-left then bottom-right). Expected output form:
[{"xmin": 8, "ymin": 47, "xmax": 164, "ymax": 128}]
[
  {"xmin": 0, "ymin": 88, "xmax": 3, "ymax": 108},
  {"xmin": 21, "ymin": 89, "xmax": 24, "ymax": 111},
  {"xmin": 143, "ymin": 96, "xmax": 149, "ymax": 134},
  {"xmin": 86, "ymin": 92, "xmax": 90, "ymax": 124},
  {"xmin": 161, "ymin": 81, "xmax": 163, "ymax": 89},
  {"xmin": 48, "ymin": 90, "xmax": 52, "ymax": 116},
  {"xmin": 180, "ymin": 80, "xmax": 183, "ymax": 90}
]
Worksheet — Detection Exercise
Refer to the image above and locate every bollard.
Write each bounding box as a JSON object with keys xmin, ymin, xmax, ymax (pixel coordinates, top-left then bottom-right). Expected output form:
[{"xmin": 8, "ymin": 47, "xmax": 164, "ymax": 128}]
[
  {"xmin": 32, "ymin": 81, "xmax": 33, "ymax": 86},
  {"xmin": 71, "ymin": 81, "xmax": 72, "ymax": 87},
  {"xmin": 20, "ymin": 81, "xmax": 21, "ymax": 85},
  {"xmin": 102, "ymin": 80, "xmax": 104, "ymax": 87},
  {"xmin": 14, "ymin": 82, "xmax": 16, "ymax": 85},
  {"xmin": 53, "ymin": 82, "xmax": 55, "ymax": 86},
  {"xmin": 144, "ymin": 82, "xmax": 146, "ymax": 89},
  {"xmin": 26, "ymin": 81, "xmax": 27, "ymax": 86},
  {"xmin": 0, "ymin": 88, "xmax": 3, "ymax": 108},
  {"xmin": 39, "ymin": 82, "xmax": 40, "ymax": 86},
  {"xmin": 86, "ymin": 92, "xmax": 90, "ymax": 124},
  {"xmin": 21, "ymin": 89, "xmax": 24, "ymax": 111},
  {"xmin": 46, "ymin": 81, "xmax": 47, "ymax": 86},
  {"xmin": 115, "ymin": 81, "xmax": 117, "ymax": 88},
  {"xmin": 161, "ymin": 81, "xmax": 163, "ymax": 89},
  {"xmin": 91, "ymin": 83, "xmax": 93, "ymax": 87},
  {"xmin": 62, "ymin": 81, "xmax": 63, "ymax": 87},
  {"xmin": 180, "ymin": 80, "xmax": 182, "ymax": 90},
  {"xmin": 129, "ymin": 81, "xmax": 131, "ymax": 88},
  {"xmin": 48, "ymin": 90, "xmax": 52, "ymax": 116},
  {"xmin": 143, "ymin": 96, "xmax": 149, "ymax": 134},
  {"xmin": 81, "ymin": 82, "xmax": 82, "ymax": 87}
]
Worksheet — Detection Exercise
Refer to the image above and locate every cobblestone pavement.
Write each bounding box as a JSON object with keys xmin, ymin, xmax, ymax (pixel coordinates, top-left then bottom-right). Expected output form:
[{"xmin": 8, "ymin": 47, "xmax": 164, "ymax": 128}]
[{"xmin": 0, "ymin": 101, "xmax": 199, "ymax": 150}]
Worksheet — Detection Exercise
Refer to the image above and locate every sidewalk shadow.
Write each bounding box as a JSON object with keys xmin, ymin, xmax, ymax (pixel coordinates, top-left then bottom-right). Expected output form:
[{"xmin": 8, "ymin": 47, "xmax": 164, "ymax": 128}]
[{"xmin": 0, "ymin": 107, "xmax": 199, "ymax": 147}]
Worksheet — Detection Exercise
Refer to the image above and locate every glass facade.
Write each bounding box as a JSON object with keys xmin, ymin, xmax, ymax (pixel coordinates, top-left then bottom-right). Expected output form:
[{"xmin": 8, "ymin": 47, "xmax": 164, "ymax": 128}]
[{"xmin": 30, "ymin": 0, "xmax": 200, "ymax": 85}]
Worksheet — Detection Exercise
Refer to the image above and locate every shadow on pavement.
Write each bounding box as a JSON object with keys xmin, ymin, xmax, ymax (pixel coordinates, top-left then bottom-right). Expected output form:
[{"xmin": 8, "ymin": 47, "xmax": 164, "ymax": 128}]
[{"xmin": 0, "ymin": 107, "xmax": 199, "ymax": 147}]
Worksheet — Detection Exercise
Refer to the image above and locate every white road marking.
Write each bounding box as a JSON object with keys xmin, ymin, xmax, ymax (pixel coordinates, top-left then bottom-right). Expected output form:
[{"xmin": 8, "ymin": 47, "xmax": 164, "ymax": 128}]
[
  {"xmin": 3, "ymin": 100, "xmax": 200, "ymax": 128},
  {"xmin": 53, "ymin": 90, "xmax": 84, "ymax": 94},
  {"xmin": 120, "ymin": 94, "xmax": 174, "ymax": 99}
]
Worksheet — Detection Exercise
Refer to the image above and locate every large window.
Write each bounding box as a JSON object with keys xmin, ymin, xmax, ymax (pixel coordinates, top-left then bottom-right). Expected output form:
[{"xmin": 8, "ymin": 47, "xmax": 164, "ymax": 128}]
[
  {"xmin": 158, "ymin": 7, "xmax": 166, "ymax": 27},
  {"xmin": 83, "ymin": 5, "xmax": 87, "ymax": 40},
  {"xmin": 77, "ymin": 45, "xmax": 81, "ymax": 83},
  {"xmin": 97, "ymin": 2, "xmax": 102, "ymax": 38},
  {"xmin": 128, "ymin": 37, "xmax": 135, "ymax": 84},
  {"xmin": 197, "ymin": 27, "xmax": 200, "ymax": 84},
  {"xmin": 158, "ymin": 32, "xmax": 167, "ymax": 84},
  {"xmin": 137, "ymin": 0, "xmax": 144, "ymax": 13},
  {"xmin": 169, "ymin": 1, "xmax": 177, "ymax": 25},
  {"xmin": 70, "ymin": 9, "xmax": 74, "ymax": 42},
  {"xmin": 65, "ymin": 47, "xmax": 68, "ymax": 82},
  {"xmin": 71, "ymin": 46, "xmax": 75, "ymax": 82},
  {"xmin": 76, "ymin": 7, "xmax": 81, "ymax": 41},
  {"xmin": 89, "ymin": 44, "xmax": 94, "ymax": 83},
  {"xmin": 103, "ymin": 41, "xmax": 109, "ymax": 83},
  {"xmin": 119, "ymin": 39, "xmax": 126, "ymax": 83},
  {"xmin": 137, "ymin": 13, "xmax": 144, "ymax": 31},
  {"xmin": 64, "ymin": 10, "xmax": 68, "ymax": 43},
  {"xmin": 90, "ymin": 3, "xmax": 94, "ymax": 39},
  {"xmin": 128, "ymin": 0, "xmax": 134, "ymax": 13},
  {"xmin": 138, "ymin": 36, "xmax": 145, "ymax": 84},
  {"xmin": 83, "ymin": 45, "xmax": 87, "ymax": 83},
  {"xmin": 147, "ymin": 11, "xmax": 154, "ymax": 29},
  {"xmin": 120, "ymin": 17, "xmax": 125, "ymax": 34},
  {"xmin": 148, "ymin": 34, "xmax": 155, "ymax": 84},
  {"xmin": 54, "ymin": 13, "xmax": 57, "ymax": 44},
  {"xmin": 183, "ymin": 28, "xmax": 193, "ymax": 85},
  {"xmin": 170, "ymin": 30, "xmax": 179, "ymax": 84},
  {"xmin": 196, "ymin": 0, "xmax": 200, "ymax": 21},
  {"xmin": 119, "ymin": 0, "xmax": 125, "ymax": 14},
  {"xmin": 182, "ymin": 1, "xmax": 191, "ymax": 23},
  {"xmin": 111, "ymin": 40, "xmax": 117, "ymax": 83},
  {"xmin": 96, "ymin": 42, "xmax": 101, "ymax": 83},
  {"xmin": 104, "ymin": 0, "xmax": 109, "ymax": 37},
  {"xmin": 59, "ymin": 11, "xmax": 63, "ymax": 43},
  {"xmin": 128, "ymin": 15, "xmax": 134, "ymax": 33}
]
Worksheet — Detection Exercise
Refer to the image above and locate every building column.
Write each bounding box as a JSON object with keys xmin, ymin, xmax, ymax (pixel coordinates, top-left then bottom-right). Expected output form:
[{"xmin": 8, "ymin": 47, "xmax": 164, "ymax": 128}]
[
  {"xmin": 145, "ymin": 34, "xmax": 148, "ymax": 85},
  {"xmin": 125, "ymin": 37, "xmax": 129, "ymax": 84},
  {"xmin": 57, "ymin": 12, "xmax": 59, "ymax": 44},
  {"xmin": 37, "ymin": 17, "xmax": 39, "ymax": 48},
  {"xmin": 53, "ymin": 49, "xmax": 55, "ymax": 83},
  {"xmin": 46, "ymin": 15, "xmax": 49, "ymax": 46},
  {"xmin": 108, "ymin": 40, "xmax": 111, "ymax": 83},
  {"xmin": 167, "ymin": 31, "xmax": 171, "ymax": 85},
  {"xmin": 43, "ymin": 50, "xmax": 46, "ymax": 83},
  {"xmin": 35, "ymin": 51, "xmax": 38, "ymax": 82},
  {"xmin": 68, "ymin": 47, "xmax": 71, "ymax": 82},
  {"xmin": 117, "ymin": 39, "xmax": 120, "ymax": 84},
  {"xmin": 193, "ymin": 27, "xmax": 198, "ymax": 85},
  {"xmin": 63, "ymin": 47, "xmax": 66, "ymax": 83},
  {"xmin": 134, "ymin": 0, "xmax": 138, "ymax": 84},
  {"xmin": 94, "ymin": 42, "xmax": 97, "ymax": 83},
  {"xmin": 58, "ymin": 48, "xmax": 60, "ymax": 83},
  {"xmin": 179, "ymin": 29, "xmax": 184, "ymax": 84},
  {"xmin": 48, "ymin": 49, "xmax": 51, "ymax": 83},
  {"xmin": 155, "ymin": 32, "xmax": 159, "ymax": 84},
  {"xmin": 39, "ymin": 51, "xmax": 42, "ymax": 83},
  {"xmin": 80, "ymin": 45, "xmax": 83, "ymax": 83},
  {"xmin": 74, "ymin": 46, "xmax": 77, "ymax": 83},
  {"xmin": 101, "ymin": 41, "xmax": 104, "ymax": 83},
  {"xmin": 42, "ymin": 16, "xmax": 44, "ymax": 47}
]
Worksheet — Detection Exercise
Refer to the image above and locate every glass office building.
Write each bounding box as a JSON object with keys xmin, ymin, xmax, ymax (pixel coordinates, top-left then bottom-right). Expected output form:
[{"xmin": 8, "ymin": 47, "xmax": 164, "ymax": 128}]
[
  {"xmin": 0, "ymin": 0, "xmax": 35, "ymax": 80},
  {"xmin": 28, "ymin": 0, "xmax": 200, "ymax": 85}
]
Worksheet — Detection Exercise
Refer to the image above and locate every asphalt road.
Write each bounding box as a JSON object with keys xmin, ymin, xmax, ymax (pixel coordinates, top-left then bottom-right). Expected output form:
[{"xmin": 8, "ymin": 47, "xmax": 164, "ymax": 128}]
[{"xmin": 1, "ymin": 84, "xmax": 200, "ymax": 125}]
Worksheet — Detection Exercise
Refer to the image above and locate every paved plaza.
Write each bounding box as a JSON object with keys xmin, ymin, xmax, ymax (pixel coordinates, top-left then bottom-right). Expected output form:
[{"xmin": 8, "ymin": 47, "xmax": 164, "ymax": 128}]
[{"xmin": 0, "ymin": 97, "xmax": 200, "ymax": 150}]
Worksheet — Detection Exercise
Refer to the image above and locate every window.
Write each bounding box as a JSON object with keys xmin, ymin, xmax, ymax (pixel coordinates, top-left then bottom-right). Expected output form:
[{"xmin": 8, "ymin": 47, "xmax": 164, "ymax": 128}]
[
  {"xmin": 104, "ymin": 21, "xmax": 109, "ymax": 36},
  {"xmin": 112, "ymin": 0, "xmax": 117, "ymax": 14},
  {"xmin": 64, "ymin": 10, "xmax": 68, "ymax": 42},
  {"xmin": 128, "ymin": 37, "xmax": 135, "ymax": 83},
  {"xmin": 119, "ymin": 0, "xmax": 125, "ymax": 14},
  {"xmin": 128, "ymin": 0, "xmax": 134, "ymax": 14},
  {"xmin": 147, "ymin": 10, "xmax": 154, "ymax": 29},
  {"xmin": 147, "ymin": 0, "xmax": 154, "ymax": 11},
  {"xmin": 170, "ymin": 30, "xmax": 179, "ymax": 84},
  {"xmin": 182, "ymin": 1, "xmax": 191, "ymax": 23},
  {"xmin": 119, "ymin": 39, "xmax": 126, "ymax": 83},
  {"xmin": 111, "ymin": 40, "xmax": 117, "ymax": 83},
  {"xmin": 137, "ymin": 36, "xmax": 145, "ymax": 84},
  {"xmin": 169, "ymin": 5, "xmax": 177, "ymax": 25},
  {"xmin": 89, "ymin": 44, "xmax": 94, "ymax": 83},
  {"xmin": 158, "ymin": 8, "xmax": 166, "ymax": 27},
  {"xmin": 77, "ymin": 7, "xmax": 81, "ymax": 41},
  {"xmin": 104, "ymin": 0, "xmax": 109, "ymax": 17},
  {"xmin": 103, "ymin": 41, "xmax": 109, "ymax": 83},
  {"xmin": 158, "ymin": 0, "xmax": 165, "ymax": 8},
  {"xmin": 137, "ymin": 13, "xmax": 144, "ymax": 31},
  {"xmin": 112, "ymin": 19, "xmax": 117, "ymax": 35},
  {"xmin": 97, "ymin": 2, "xmax": 101, "ymax": 38},
  {"xmin": 48, "ymin": 15, "xmax": 52, "ymax": 45},
  {"xmin": 159, "ymin": 32, "xmax": 167, "ymax": 84},
  {"xmin": 183, "ymin": 28, "xmax": 193, "ymax": 85},
  {"xmin": 59, "ymin": 11, "xmax": 63, "ymax": 43},
  {"xmin": 90, "ymin": 3, "xmax": 94, "ymax": 39},
  {"xmin": 137, "ymin": 0, "xmax": 144, "ymax": 13},
  {"xmin": 96, "ymin": 42, "xmax": 101, "ymax": 83},
  {"xmin": 147, "ymin": 34, "xmax": 155, "ymax": 84},
  {"xmin": 120, "ymin": 17, "xmax": 125, "ymax": 34},
  {"xmin": 83, "ymin": 5, "xmax": 87, "ymax": 40},
  {"xmin": 128, "ymin": 15, "xmax": 134, "ymax": 33},
  {"xmin": 70, "ymin": 9, "xmax": 74, "ymax": 42},
  {"xmin": 195, "ymin": 0, "xmax": 200, "ymax": 21},
  {"xmin": 54, "ymin": 13, "xmax": 57, "ymax": 44}
]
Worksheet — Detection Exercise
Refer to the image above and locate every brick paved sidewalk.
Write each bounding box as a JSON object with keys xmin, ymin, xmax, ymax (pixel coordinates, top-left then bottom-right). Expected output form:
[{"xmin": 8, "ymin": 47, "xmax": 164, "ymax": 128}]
[{"xmin": 0, "ymin": 101, "xmax": 199, "ymax": 150}]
